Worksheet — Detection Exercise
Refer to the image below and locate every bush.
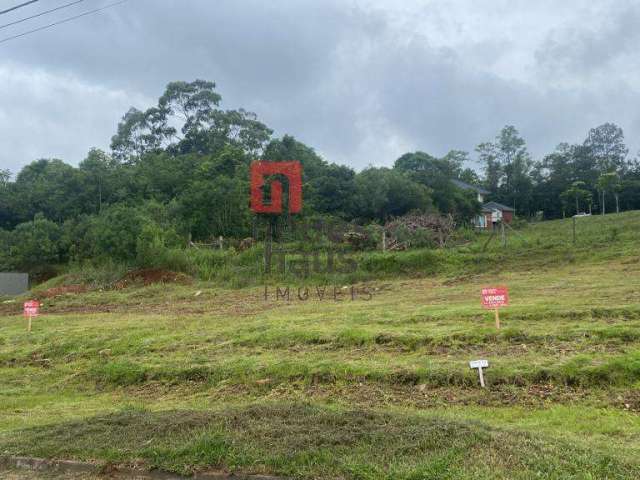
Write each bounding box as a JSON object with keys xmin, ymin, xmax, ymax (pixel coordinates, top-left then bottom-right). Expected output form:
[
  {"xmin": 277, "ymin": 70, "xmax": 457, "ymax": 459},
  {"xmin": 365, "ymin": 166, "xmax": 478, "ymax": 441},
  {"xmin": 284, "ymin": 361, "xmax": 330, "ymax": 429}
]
[
  {"xmin": 0, "ymin": 229, "xmax": 10, "ymax": 270},
  {"xmin": 67, "ymin": 203, "xmax": 184, "ymax": 266},
  {"xmin": 8, "ymin": 214, "xmax": 66, "ymax": 273}
]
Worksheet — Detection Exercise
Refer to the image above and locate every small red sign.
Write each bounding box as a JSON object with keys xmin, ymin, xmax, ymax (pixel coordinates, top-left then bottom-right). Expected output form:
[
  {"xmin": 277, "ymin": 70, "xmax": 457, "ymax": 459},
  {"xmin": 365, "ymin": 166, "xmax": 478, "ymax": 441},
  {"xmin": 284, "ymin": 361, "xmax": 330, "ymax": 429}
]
[
  {"xmin": 481, "ymin": 287, "xmax": 509, "ymax": 309},
  {"xmin": 23, "ymin": 300, "xmax": 40, "ymax": 317}
]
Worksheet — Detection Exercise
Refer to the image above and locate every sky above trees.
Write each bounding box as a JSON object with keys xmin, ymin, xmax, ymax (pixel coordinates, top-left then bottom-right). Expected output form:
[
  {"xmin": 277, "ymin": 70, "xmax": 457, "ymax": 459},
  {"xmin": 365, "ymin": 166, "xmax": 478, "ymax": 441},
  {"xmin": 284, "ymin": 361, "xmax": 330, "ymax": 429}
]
[{"xmin": 2, "ymin": 0, "xmax": 640, "ymax": 173}]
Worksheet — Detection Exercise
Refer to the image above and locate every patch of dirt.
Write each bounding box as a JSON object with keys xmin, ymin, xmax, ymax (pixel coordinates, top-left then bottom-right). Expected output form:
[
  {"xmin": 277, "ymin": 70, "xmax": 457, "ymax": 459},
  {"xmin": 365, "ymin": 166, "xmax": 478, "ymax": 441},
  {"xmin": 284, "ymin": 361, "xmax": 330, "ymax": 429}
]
[
  {"xmin": 612, "ymin": 390, "xmax": 640, "ymax": 413},
  {"xmin": 114, "ymin": 269, "xmax": 193, "ymax": 289},
  {"xmin": 37, "ymin": 285, "xmax": 88, "ymax": 299}
]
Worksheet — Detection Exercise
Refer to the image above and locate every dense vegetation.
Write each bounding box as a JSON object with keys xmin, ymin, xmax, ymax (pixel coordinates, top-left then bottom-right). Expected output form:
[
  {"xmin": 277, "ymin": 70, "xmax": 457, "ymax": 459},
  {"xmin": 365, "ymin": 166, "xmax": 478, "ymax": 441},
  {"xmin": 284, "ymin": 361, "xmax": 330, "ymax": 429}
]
[{"xmin": 1, "ymin": 79, "xmax": 640, "ymax": 277}]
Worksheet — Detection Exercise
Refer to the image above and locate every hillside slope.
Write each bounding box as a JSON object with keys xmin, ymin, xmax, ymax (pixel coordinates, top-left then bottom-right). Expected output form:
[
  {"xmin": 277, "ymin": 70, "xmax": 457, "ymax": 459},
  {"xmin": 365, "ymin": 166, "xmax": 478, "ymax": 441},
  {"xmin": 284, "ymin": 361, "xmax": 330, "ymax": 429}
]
[{"xmin": 1, "ymin": 213, "xmax": 640, "ymax": 479}]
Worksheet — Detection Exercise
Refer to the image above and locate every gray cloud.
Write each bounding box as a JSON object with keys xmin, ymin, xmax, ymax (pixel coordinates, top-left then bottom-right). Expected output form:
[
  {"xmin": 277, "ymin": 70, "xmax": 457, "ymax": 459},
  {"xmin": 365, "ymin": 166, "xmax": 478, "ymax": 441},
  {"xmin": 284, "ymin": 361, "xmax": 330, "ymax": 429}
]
[{"xmin": 1, "ymin": 0, "xmax": 640, "ymax": 175}]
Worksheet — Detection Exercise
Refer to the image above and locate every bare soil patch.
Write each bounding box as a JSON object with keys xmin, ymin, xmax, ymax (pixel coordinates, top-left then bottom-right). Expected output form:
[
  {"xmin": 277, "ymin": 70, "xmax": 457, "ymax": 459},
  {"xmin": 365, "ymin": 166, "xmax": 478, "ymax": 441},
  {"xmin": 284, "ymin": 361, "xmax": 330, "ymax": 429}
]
[{"xmin": 114, "ymin": 269, "xmax": 193, "ymax": 289}]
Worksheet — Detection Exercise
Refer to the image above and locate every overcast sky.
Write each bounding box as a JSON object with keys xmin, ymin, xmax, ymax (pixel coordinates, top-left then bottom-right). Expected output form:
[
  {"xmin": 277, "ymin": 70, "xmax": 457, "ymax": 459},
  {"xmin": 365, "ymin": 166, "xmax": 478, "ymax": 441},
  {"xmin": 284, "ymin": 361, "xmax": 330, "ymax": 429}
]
[{"xmin": 1, "ymin": 0, "xmax": 639, "ymax": 174}]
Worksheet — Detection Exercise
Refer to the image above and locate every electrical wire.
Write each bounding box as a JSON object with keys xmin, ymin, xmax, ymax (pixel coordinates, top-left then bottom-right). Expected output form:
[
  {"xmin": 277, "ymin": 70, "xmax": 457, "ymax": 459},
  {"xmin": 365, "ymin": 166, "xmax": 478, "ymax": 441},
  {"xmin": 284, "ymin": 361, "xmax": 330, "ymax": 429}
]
[
  {"xmin": 0, "ymin": 0, "xmax": 85, "ymax": 30},
  {"xmin": 0, "ymin": 1, "xmax": 38, "ymax": 16},
  {"xmin": 0, "ymin": 0, "xmax": 129, "ymax": 44}
]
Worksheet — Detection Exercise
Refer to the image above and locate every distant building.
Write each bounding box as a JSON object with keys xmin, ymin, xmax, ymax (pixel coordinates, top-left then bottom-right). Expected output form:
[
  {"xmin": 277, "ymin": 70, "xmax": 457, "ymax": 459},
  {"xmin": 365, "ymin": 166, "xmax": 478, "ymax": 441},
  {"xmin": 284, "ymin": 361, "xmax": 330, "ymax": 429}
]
[
  {"xmin": 451, "ymin": 179, "xmax": 489, "ymax": 204},
  {"xmin": 0, "ymin": 273, "xmax": 29, "ymax": 296},
  {"xmin": 479, "ymin": 201, "xmax": 515, "ymax": 229},
  {"xmin": 450, "ymin": 180, "xmax": 515, "ymax": 230}
]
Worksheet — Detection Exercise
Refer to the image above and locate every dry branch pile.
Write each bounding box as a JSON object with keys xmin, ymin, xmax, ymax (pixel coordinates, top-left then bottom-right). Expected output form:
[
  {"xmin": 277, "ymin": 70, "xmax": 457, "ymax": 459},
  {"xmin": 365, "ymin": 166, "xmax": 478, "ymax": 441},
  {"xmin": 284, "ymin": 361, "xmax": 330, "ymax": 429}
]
[{"xmin": 384, "ymin": 214, "xmax": 456, "ymax": 249}]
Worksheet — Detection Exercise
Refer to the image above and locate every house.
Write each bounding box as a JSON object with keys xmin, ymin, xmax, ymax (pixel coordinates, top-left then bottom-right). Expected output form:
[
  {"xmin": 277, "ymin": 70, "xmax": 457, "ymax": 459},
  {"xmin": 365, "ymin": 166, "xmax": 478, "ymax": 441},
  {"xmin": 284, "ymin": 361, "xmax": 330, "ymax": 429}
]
[
  {"xmin": 479, "ymin": 201, "xmax": 515, "ymax": 230},
  {"xmin": 450, "ymin": 180, "xmax": 515, "ymax": 230},
  {"xmin": 451, "ymin": 179, "xmax": 489, "ymax": 204}
]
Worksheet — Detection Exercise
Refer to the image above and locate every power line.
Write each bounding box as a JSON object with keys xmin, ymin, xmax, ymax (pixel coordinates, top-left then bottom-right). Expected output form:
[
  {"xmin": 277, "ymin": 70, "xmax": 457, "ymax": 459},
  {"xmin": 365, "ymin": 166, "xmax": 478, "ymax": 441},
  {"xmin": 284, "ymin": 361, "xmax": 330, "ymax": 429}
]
[
  {"xmin": 0, "ymin": 0, "xmax": 85, "ymax": 30},
  {"xmin": 0, "ymin": 0, "xmax": 129, "ymax": 44},
  {"xmin": 0, "ymin": 1, "xmax": 38, "ymax": 15}
]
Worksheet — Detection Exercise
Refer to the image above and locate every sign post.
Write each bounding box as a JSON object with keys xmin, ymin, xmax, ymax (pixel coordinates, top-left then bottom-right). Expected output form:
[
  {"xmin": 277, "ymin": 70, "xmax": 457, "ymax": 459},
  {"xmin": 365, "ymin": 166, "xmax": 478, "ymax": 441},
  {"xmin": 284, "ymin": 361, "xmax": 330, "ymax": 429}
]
[
  {"xmin": 23, "ymin": 300, "xmax": 40, "ymax": 332},
  {"xmin": 469, "ymin": 359, "xmax": 489, "ymax": 388},
  {"xmin": 481, "ymin": 287, "xmax": 509, "ymax": 329}
]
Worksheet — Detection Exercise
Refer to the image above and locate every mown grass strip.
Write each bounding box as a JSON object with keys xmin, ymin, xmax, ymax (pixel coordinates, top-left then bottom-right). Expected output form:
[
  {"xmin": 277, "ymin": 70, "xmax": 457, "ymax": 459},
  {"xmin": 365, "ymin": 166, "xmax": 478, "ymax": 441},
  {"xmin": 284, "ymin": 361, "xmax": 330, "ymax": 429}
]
[{"xmin": 0, "ymin": 402, "xmax": 637, "ymax": 479}]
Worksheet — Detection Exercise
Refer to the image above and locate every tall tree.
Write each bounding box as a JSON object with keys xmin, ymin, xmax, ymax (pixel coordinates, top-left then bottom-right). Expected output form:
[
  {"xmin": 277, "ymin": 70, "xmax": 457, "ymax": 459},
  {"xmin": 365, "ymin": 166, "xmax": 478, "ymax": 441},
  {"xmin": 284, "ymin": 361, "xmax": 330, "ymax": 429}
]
[
  {"xmin": 111, "ymin": 80, "xmax": 272, "ymax": 162},
  {"xmin": 583, "ymin": 123, "xmax": 628, "ymax": 174},
  {"xmin": 477, "ymin": 126, "xmax": 533, "ymax": 215},
  {"xmin": 596, "ymin": 172, "xmax": 620, "ymax": 215},
  {"xmin": 78, "ymin": 149, "xmax": 119, "ymax": 213}
]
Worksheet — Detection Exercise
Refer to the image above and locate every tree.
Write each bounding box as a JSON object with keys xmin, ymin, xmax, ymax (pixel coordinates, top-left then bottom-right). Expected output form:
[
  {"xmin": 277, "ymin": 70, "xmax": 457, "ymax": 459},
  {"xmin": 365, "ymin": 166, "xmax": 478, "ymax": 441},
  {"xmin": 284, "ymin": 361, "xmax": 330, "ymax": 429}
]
[
  {"xmin": 583, "ymin": 123, "xmax": 628, "ymax": 174},
  {"xmin": 0, "ymin": 170, "xmax": 13, "ymax": 229},
  {"xmin": 12, "ymin": 159, "xmax": 85, "ymax": 223},
  {"xmin": 393, "ymin": 150, "xmax": 479, "ymax": 220},
  {"xmin": 476, "ymin": 142, "xmax": 500, "ymax": 196},
  {"xmin": 81, "ymin": 205, "xmax": 150, "ymax": 262},
  {"xmin": 263, "ymin": 135, "xmax": 328, "ymax": 180},
  {"xmin": 112, "ymin": 80, "xmax": 272, "ymax": 161},
  {"xmin": 179, "ymin": 177, "xmax": 250, "ymax": 240},
  {"xmin": 476, "ymin": 126, "xmax": 533, "ymax": 215},
  {"xmin": 110, "ymin": 107, "xmax": 173, "ymax": 164},
  {"xmin": 307, "ymin": 164, "xmax": 356, "ymax": 218},
  {"xmin": 8, "ymin": 214, "xmax": 65, "ymax": 272},
  {"xmin": 263, "ymin": 135, "xmax": 358, "ymax": 218},
  {"xmin": 597, "ymin": 172, "xmax": 620, "ymax": 215},
  {"xmin": 159, "ymin": 80, "xmax": 221, "ymax": 136},
  {"xmin": 0, "ymin": 228, "xmax": 10, "ymax": 271},
  {"xmin": 78, "ymin": 149, "xmax": 119, "ymax": 213},
  {"xmin": 561, "ymin": 181, "xmax": 592, "ymax": 216},
  {"xmin": 351, "ymin": 168, "xmax": 433, "ymax": 222}
]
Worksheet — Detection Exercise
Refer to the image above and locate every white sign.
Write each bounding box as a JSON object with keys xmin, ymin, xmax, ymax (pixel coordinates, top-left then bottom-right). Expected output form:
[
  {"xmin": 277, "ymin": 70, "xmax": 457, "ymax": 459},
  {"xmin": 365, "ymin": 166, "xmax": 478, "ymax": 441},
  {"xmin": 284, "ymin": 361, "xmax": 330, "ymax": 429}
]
[
  {"xmin": 469, "ymin": 359, "xmax": 489, "ymax": 387},
  {"xmin": 469, "ymin": 360, "xmax": 489, "ymax": 369}
]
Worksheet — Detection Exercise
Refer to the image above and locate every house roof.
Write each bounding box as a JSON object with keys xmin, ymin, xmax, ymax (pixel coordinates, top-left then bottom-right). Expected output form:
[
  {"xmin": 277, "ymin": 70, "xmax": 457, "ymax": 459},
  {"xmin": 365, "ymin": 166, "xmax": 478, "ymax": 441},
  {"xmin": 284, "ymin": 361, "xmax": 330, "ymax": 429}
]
[
  {"xmin": 483, "ymin": 201, "xmax": 515, "ymax": 212},
  {"xmin": 450, "ymin": 179, "xmax": 490, "ymax": 195}
]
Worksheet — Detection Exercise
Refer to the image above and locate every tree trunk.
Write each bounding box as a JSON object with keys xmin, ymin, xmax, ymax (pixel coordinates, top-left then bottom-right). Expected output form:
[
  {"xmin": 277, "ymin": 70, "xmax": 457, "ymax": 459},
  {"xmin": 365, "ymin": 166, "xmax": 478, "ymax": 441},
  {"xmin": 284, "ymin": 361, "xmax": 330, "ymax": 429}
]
[
  {"xmin": 615, "ymin": 193, "xmax": 620, "ymax": 214},
  {"xmin": 602, "ymin": 191, "xmax": 605, "ymax": 215}
]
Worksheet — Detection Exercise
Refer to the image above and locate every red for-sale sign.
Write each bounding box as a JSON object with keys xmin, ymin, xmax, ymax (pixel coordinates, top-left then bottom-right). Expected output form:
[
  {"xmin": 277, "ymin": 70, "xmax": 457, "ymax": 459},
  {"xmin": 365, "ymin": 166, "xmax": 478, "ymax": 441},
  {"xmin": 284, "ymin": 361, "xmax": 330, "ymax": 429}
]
[
  {"xmin": 23, "ymin": 300, "xmax": 40, "ymax": 317},
  {"xmin": 481, "ymin": 287, "xmax": 509, "ymax": 309}
]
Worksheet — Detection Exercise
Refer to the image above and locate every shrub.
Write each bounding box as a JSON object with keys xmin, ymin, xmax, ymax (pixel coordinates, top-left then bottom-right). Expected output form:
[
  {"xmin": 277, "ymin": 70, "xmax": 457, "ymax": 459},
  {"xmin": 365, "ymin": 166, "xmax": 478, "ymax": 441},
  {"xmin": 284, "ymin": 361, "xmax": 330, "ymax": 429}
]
[{"xmin": 8, "ymin": 214, "xmax": 66, "ymax": 273}]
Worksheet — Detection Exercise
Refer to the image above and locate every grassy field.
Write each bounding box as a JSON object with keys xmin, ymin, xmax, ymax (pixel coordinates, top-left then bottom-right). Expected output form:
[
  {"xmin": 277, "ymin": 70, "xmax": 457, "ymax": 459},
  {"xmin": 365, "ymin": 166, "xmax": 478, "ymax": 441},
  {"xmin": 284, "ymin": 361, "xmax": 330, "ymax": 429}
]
[{"xmin": 1, "ymin": 213, "xmax": 640, "ymax": 479}]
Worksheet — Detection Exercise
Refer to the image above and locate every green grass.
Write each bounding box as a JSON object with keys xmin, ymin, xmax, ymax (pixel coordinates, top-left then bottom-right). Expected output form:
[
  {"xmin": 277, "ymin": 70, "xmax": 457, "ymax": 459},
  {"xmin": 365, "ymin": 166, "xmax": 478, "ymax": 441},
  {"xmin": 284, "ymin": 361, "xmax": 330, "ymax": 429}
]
[
  {"xmin": 2, "ymin": 403, "xmax": 638, "ymax": 479},
  {"xmin": 1, "ymin": 212, "xmax": 640, "ymax": 478}
]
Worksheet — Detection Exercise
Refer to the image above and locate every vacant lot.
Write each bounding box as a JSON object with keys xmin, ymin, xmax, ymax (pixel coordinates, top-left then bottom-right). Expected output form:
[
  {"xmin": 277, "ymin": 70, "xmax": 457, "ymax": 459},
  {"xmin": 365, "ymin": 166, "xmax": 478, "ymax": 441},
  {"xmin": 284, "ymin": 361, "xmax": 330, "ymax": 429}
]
[{"xmin": 1, "ymin": 213, "xmax": 640, "ymax": 479}]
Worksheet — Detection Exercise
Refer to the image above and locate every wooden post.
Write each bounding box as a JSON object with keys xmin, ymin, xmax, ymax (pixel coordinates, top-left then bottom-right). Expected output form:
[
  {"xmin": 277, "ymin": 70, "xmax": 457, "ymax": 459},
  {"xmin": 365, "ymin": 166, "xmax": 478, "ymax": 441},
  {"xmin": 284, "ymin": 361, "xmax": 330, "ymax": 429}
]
[
  {"xmin": 219, "ymin": 236, "xmax": 223, "ymax": 250},
  {"xmin": 252, "ymin": 215, "xmax": 257, "ymax": 241},
  {"xmin": 478, "ymin": 367, "xmax": 486, "ymax": 388},
  {"xmin": 572, "ymin": 217, "xmax": 576, "ymax": 245},
  {"xmin": 382, "ymin": 230, "xmax": 387, "ymax": 252},
  {"xmin": 494, "ymin": 308, "xmax": 500, "ymax": 330},
  {"xmin": 265, "ymin": 219, "xmax": 273, "ymax": 274}
]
